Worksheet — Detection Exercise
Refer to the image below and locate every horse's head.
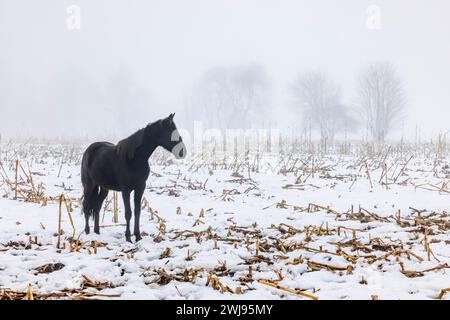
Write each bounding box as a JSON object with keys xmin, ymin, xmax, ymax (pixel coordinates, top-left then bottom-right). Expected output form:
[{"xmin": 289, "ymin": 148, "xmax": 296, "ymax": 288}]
[{"xmin": 154, "ymin": 113, "xmax": 186, "ymax": 159}]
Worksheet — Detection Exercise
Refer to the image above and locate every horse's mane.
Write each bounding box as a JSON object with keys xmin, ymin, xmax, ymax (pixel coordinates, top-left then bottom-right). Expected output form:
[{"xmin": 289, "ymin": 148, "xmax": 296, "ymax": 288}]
[{"xmin": 116, "ymin": 127, "xmax": 146, "ymax": 160}]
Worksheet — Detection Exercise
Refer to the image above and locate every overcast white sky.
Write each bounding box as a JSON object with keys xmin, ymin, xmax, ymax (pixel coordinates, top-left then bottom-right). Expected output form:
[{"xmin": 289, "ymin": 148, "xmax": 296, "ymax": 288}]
[{"xmin": 0, "ymin": 0, "xmax": 449, "ymax": 140}]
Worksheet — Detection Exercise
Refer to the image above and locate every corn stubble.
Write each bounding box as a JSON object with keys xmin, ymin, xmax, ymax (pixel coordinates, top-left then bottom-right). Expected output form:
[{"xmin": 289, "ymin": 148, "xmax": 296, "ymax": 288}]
[{"xmin": 1, "ymin": 140, "xmax": 450, "ymax": 300}]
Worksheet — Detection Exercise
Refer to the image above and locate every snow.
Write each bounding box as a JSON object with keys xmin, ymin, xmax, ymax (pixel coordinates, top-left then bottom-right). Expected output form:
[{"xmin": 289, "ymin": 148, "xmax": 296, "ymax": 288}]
[{"xmin": 0, "ymin": 144, "xmax": 450, "ymax": 300}]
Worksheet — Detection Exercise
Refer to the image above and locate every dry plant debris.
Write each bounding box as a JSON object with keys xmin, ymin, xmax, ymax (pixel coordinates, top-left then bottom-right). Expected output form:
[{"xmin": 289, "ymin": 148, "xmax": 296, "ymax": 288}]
[{"xmin": 1, "ymin": 142, "xmax": 450, "ymax": 299}]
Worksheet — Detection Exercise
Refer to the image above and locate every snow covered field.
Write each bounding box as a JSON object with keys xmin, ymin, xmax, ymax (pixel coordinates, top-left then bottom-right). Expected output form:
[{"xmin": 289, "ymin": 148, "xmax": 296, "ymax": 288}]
[{"xmin": 1, "ymin": 142, "xmax": 450, "ymax": 300}]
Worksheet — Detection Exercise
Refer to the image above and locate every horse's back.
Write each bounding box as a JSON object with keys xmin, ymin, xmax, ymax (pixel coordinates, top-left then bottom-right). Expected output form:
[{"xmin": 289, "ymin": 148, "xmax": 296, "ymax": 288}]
[
  {"xmin": 82, "ymin": 142, "xmax": 114, "ymax": 166},
  {"xmin": 81, "ymin": 140, "xmax": 148, "ymax": 192},
  {"xmin": 81, "ymin": 142, "xmax": 116, "ymax": 186},
  {"xmin": 84, "ymin": 142, "xmax": 115, "ymax": 155}
]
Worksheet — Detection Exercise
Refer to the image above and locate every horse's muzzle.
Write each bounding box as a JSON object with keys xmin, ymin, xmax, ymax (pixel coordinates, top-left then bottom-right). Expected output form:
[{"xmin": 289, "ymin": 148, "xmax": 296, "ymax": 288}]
[{"xmin": 172, "ymin": 142, "xmax": 187, "ymax": 159}]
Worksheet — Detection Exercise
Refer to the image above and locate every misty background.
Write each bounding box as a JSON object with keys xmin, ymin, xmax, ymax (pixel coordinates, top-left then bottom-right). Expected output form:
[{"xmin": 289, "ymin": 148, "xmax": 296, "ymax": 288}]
[{"xmin": 0, "ymin": 0, "xmax": 449, "ymax": 142}]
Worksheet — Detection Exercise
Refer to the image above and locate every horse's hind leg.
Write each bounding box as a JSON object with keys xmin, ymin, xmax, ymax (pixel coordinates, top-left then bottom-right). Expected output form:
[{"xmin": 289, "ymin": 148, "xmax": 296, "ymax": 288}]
[
  {"xmin": 83, "ymin": 184, "xmax": 98, "ymax": 234},
  {"xmin": 93, "ymin": 188, "xmax": 108, "ymax": 234}
]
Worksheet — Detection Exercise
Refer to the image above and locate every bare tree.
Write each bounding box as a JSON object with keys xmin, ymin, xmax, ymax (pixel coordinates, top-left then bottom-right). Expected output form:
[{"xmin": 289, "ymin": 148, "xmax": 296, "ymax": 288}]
[
  {"xmin": 192, "ymin": 64, "xmax": 269, "ymax": 130},
  {"xmin": 48, "ymin": 67, "xmax": 152, "ymax": 140},
  {"xmin": 356, "ymin": 62, "xmax": 406, "ymax": 142},
  {"xmin": 102, "ymin": 68, "xmax": 152, "ymax": 137},
  {"xmin": 290, "ymin": 70, "xmax": 354, "ymax": 146}
]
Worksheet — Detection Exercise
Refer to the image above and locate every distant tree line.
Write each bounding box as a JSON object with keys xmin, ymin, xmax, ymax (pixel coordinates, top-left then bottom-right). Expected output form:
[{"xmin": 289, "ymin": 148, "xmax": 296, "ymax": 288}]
[{"xmin": 189, "ymin": 61, "xmax": 406, "ymax": 144}]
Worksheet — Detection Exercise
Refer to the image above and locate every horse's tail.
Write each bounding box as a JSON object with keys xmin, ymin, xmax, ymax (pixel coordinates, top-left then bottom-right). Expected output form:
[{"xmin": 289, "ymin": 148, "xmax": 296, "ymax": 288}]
[
  {"xmin": 81, "ymin": 180, "xmax": 99, "ymax": 220},
  {"xmin": 81, "ymin": 146, "xmax": 90, "ymax": 187},
  {"xmin": 81, "ymin": 145, "xmax": 97, "ymax": 219}
]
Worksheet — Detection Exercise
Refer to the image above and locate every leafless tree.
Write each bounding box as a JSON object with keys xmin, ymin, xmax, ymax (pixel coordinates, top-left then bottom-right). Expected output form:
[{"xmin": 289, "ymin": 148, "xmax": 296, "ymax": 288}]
[
  {"xmin": 356, "ymin": 62, "xmax": 406, "ymax": 142},
  {"xmin": 192, "ymin": 64, "xmax": 269, "ymax": 130},
  {"xmin": 290, "ymin": 70, "xmax": 354, "ymax": 146},
  {"xmin": 102, "ymin": 68, "xmax": 152, "ymax": 137}
]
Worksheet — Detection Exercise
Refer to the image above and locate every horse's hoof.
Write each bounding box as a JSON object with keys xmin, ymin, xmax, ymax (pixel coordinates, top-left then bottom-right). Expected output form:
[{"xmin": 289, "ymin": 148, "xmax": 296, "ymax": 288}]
[
  {"xmin": 94, "ymin": 229, "xmax": 100, "ymax": 235},
  {"xmin": 85, "ymin": 228, "xmax": 90, "ymax": 235},
  {"xmin": 135, "ymin": 235, "xmax": 142, "ymax": 242},
  {"xmin": 126, "ymin": 236, "xmax": 132, "ymax": 243}
]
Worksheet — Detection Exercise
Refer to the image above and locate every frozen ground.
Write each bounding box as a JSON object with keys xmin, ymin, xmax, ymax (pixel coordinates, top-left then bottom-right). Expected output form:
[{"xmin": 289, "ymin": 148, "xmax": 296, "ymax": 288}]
[{"xmin": 0, "ymin": 143, "xmax": 450, "ymax": 300}]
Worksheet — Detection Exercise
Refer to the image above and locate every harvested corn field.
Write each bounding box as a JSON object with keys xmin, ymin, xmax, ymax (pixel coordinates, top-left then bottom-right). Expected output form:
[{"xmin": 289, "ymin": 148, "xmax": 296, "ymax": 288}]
[{"xmin": 1, "ymin": 142, "xmax": 450, "ymax": 300}]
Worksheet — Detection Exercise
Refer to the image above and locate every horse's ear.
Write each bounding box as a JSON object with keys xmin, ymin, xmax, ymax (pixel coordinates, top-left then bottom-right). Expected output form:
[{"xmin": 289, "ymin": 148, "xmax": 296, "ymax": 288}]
[
  {"xmin": 162, "ymin": 113, "xmax": 175, "ymax": 126},
  {"xmin": 165, "ymin": 113, "xmax": 175, "ymax": 123},
  {"xmin": 116, "ymin": 128, "xmax": 145, "ymax": 160}
]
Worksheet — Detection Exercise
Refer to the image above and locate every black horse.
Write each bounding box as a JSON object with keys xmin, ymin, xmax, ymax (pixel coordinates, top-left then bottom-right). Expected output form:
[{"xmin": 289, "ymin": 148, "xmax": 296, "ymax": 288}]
[{"xmin": 81, "ymin": 113, "xmax": 186, "ymax": 242}]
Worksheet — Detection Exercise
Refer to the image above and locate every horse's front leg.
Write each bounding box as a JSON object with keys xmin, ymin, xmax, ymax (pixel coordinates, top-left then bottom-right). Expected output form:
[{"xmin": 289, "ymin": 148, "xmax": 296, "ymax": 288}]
[
  {"xmin": 122, "ymin": 189, "xmax": 132, "ymax": 242},
  {"xmin": 133, "ymin": 183, "xmax": 145, "ymax": 242}
]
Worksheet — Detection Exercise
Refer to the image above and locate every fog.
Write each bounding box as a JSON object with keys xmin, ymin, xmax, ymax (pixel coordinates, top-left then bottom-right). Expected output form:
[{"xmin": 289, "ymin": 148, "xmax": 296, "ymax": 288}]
[{"xmin": 0, "ymin": 0, "xmax": 449, "ymax": 141}]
